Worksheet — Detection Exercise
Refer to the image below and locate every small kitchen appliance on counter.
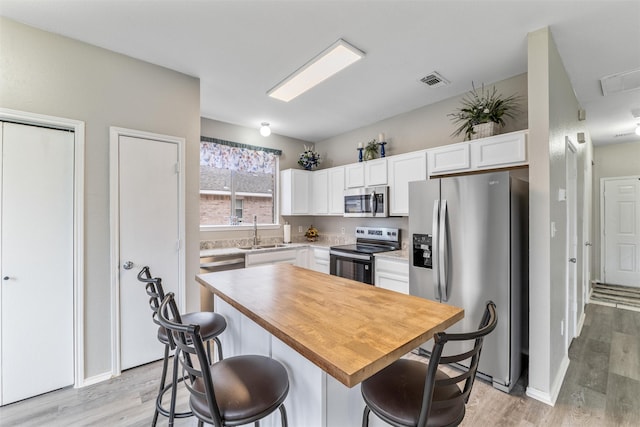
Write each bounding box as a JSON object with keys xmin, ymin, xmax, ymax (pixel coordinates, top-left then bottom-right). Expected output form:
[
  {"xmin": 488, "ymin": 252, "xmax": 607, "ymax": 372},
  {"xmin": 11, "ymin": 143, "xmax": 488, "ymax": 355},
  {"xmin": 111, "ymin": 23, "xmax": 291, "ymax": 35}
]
[{"xmin": 329, "ymin": 226, "xmax": 400, "ymax": 285}]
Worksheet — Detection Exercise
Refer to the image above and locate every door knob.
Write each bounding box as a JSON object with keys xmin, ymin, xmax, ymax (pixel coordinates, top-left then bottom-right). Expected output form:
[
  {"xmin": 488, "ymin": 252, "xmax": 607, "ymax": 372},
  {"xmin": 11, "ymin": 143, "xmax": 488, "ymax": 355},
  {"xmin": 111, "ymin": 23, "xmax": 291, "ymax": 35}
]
[
  {"xmin": 3, "ymin": 276, "xmax": 9, "ymax": 280},
  {"xmin": 569, "ymin": 258, "xmax": 577, "ymax": 263},
  {"xmin": 585, "ymin": 242, "xmax": 592, "ymax": 246},
  {"xmin": 122, "ymin": 261, "xmax": 134, "ymax": 270}
]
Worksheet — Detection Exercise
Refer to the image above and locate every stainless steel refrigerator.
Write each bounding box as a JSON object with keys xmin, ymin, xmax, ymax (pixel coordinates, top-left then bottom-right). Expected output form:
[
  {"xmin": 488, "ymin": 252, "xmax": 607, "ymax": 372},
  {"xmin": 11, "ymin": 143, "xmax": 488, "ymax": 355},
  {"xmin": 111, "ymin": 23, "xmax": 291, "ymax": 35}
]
[{"xmin": 409, "ymin": 171, "xmax": 528, "ymax": 392}]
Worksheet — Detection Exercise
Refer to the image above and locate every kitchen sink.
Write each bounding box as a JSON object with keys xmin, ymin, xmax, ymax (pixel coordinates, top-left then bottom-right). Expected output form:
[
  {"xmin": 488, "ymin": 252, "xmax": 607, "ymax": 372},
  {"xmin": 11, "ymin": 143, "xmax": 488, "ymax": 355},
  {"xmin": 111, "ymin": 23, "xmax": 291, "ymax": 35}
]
[{"xmin": 238, "ymin": 244, "xmax": 290, "ymax": 250}]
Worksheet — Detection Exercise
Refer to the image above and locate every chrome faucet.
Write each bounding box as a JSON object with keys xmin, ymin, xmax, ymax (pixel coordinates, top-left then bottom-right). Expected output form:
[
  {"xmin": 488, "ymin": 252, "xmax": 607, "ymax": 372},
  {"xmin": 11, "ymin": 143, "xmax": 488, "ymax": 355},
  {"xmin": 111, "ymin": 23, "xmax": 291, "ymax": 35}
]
[{"xmin": 253, "ymin": 215, "xmax": 259, "ymax": 246}]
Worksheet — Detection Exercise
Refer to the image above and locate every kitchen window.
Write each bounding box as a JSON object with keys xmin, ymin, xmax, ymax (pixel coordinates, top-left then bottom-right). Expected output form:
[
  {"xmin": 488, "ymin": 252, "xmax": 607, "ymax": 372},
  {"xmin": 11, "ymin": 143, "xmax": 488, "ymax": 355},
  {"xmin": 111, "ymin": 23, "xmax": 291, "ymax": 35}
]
[{"xmin": 200, "ymin": 137, "xmax": 280, "ymax": 227}]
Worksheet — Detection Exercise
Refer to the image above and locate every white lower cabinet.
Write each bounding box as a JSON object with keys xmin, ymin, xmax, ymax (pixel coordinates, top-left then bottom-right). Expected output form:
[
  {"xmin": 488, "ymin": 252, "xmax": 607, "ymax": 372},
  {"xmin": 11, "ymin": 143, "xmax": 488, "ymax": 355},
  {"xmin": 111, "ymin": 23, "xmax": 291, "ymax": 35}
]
[
  {"xmin": 245, "ymin": 248, "xmax": 299, "ymax": 268},
  {"xmin": 375, "ymin": 257, "xmax": 409, "ymax": 294},
  {"xmin": 308, "ymin": 247, "xmax": 330, "ymax": 274},
  {"xmin": 212, "ymin": 295, "xmax": 379, "ymax": 427}
]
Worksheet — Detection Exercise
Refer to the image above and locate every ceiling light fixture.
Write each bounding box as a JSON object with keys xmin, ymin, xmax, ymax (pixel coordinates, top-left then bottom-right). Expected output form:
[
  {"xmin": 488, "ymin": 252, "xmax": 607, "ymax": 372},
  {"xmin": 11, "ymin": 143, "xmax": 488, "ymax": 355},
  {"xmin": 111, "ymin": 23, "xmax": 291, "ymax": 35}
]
[
  {"xmin": 260, "ymin": 122, "xmax": 271, "ymax": 137},
  {"xmin": 267, "ymin": 39, "xmax": 365, "ymax": 102}
]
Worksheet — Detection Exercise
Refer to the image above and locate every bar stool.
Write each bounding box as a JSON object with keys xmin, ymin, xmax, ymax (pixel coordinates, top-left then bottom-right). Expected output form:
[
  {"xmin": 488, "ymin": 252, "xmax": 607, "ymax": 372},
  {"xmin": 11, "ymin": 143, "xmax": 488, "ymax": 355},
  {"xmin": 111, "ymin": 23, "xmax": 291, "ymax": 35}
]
[
  {"xmin": 158, "ymin": 292, "xmax": 289, "ymax": 427},
  {"xmin": 137, "ymin": 266, "xmax": 227, "ymax": 426},
  {"xmin": 361, "ymin": 301, "xmax": 498, "ymax": 427}
]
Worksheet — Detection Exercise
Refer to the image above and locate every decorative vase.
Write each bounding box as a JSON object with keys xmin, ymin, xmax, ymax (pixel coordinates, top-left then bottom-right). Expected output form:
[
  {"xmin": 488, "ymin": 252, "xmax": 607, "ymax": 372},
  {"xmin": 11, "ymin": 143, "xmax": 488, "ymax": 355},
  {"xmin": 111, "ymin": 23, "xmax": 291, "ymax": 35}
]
[
  {"xmin": 471, "ymin": 122, "xmax": 499, "ymax": 140},
  {"xmin": 364, "ymin": 150, "xmax": 376, "ymax": 161}
]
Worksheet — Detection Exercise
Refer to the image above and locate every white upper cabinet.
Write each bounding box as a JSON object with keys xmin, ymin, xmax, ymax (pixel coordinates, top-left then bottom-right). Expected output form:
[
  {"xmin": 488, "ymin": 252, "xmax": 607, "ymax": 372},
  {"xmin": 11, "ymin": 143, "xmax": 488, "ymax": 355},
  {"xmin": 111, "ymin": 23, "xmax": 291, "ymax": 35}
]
[
  {"xmin": 364, "ymin": 158, "xmax": 388, "ymax": 186},
  {"xmin": 427, "ymin": 143, "xmax": 470, "ymax": 176},
  {"xmin": 311, "ymin": 169, "xmax": 329, "ymax": 215},
  {"xmin": 427, "ymin": 130, "xmax": 528, "ymax": 177},
  {"xmin": 280, "ymin": 169, "xmax": 311, "ymax": 215},
  {"xmin": 328, "ymin": 166, "xmax": 345, "ymax": 215},
  {"xmin": 388, "ymin": 150, "xmax": 428, "ymax": 216},
  {"xmin": 471, "ymin": 130, "xmax": 528, "ymax": 170},
  {"xmin": 345, "ymin": 158, "xmax": 387, "ymax": 188},
  {"xmin": 344, "ymin": 163, "xmax": 365, "ymax": 188}
]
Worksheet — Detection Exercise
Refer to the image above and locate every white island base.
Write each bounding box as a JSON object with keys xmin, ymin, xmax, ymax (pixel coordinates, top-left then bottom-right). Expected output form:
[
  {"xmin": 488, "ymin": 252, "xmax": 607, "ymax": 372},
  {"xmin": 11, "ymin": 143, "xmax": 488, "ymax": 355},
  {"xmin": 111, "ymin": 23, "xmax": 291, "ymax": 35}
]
[{"xmin": 215, "ymin": 296, "xmax": 389, "ymax": 427}]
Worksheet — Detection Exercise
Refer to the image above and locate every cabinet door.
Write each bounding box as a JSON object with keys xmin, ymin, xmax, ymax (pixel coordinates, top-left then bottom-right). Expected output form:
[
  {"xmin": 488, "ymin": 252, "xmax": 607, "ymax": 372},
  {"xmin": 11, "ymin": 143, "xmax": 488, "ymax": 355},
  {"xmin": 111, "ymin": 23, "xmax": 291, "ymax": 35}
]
[
  {"xmin": 328, "ymin": 167, "xmax": 345, "ymax": 215},
  {"xmin": 364, "ymin": 158, "xmax": 388, "ymax": 186},
  {"xmin": 427, "ymin": 143, "xmax": 470, "ymax": 176},
  {"xmin": 310, "ymin": 247, "xmax": 330, "ymax": 274},
  {"xmin": 296, "ymin": 248, "xmax": 309, "ymax": 269},
  {"xmin": 246, "ymin": 249, "xmax": 298, "ymax": 267},
  {"xmin": 345, "ymin": 163, "xmax": 365, "ymax": 188},
  {"xmin": 311, "ymin": 169, "xmax": 329, "ymax": 215},
  {"xmin": 375, "ymin": 258, "xmax": 409, "ymax": 294},
  {"xmin": 281, "ymin": 169, "xmax": 311, "ymax": 215},
  {"xmin": 388, "ymin": 151, "xmax": 427, "ymax": 216},
  {"xmin": 471, "ymin": 131, "xmax": 528, "ymax": 169}
]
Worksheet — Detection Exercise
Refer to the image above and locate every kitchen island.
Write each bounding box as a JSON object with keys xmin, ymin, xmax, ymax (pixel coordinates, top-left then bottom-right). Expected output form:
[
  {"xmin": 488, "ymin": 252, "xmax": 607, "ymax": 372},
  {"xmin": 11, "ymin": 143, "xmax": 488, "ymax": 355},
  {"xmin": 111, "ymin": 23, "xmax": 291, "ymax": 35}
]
[{"xmin": 196, "ymin": 264, "xmax": 463, "ymax": 426}]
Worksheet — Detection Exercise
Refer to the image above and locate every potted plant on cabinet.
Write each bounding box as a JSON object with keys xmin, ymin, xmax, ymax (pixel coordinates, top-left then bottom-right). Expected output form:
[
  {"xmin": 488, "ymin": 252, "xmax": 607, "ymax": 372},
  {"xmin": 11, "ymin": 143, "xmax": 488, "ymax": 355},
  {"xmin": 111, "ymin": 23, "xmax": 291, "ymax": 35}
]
[
  {"xmin": 448, "ymin": 82, "xmax": 521, "ymax": 140},
  {"xmin": 363, "ymin": 139, "xmax": 378, "ymax": 161}
]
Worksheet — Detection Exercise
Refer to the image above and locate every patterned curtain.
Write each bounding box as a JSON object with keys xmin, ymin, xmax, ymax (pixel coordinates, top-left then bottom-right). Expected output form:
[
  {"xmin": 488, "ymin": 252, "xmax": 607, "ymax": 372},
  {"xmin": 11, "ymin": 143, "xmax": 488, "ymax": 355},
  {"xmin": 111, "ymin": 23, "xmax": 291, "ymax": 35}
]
[{"xmin": 200, "ymin": 141, "xmax": 277, "ymax": 174}]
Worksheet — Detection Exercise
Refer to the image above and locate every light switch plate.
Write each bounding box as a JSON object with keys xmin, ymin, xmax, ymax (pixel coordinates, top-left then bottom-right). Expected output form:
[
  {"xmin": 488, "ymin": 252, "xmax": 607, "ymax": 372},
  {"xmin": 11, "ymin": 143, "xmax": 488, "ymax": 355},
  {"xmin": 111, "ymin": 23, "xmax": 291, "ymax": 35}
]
[{"xmin": 558, "ymin": 188, "xmax": 566, "ymax": 201}]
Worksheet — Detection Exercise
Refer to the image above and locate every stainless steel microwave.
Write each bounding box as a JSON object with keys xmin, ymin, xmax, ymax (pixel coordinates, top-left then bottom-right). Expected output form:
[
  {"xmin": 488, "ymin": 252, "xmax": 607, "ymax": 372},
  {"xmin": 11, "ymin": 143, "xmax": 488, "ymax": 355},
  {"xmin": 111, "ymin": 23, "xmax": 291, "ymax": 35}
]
[{"xmin": 343, "ymin": 186, "xmax": 389, "ymax": 217}]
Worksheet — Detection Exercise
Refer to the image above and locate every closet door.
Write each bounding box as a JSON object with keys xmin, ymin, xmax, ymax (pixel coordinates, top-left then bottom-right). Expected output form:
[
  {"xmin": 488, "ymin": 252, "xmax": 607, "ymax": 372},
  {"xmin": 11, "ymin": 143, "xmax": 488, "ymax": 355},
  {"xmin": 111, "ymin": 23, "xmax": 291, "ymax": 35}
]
[{"xmin": 0, "ymin": 122, "xmax": 74, "ymax": 405}]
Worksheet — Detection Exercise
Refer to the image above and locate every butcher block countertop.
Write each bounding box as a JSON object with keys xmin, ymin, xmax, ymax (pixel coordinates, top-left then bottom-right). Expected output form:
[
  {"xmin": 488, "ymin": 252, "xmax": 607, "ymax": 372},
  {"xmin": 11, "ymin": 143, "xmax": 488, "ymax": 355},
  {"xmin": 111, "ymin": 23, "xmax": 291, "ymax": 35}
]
[{"xmin": 196, "ymin": 264, "xmax": 463, "ymax": 387}]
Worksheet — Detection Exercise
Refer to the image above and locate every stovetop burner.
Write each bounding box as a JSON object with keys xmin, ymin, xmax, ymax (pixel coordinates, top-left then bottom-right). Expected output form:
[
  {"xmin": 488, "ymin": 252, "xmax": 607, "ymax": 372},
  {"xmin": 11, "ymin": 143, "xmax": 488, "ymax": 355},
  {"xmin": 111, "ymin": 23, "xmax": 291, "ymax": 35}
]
[{"xmin": 330, "ymin": 226, "xmax": 400, "ymax": 255}]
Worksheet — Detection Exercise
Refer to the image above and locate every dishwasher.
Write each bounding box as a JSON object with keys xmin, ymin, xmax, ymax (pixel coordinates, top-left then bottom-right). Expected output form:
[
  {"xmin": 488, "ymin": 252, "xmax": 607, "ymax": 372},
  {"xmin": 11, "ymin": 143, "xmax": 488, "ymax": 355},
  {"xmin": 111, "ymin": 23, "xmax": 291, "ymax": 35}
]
[
  {"xmin": 199, "ymin": 253, "xmax": 245, "ymax": 310},
  {"xmin": 199, "ymin": 253, "xmax": 245, "ymax": 273}
]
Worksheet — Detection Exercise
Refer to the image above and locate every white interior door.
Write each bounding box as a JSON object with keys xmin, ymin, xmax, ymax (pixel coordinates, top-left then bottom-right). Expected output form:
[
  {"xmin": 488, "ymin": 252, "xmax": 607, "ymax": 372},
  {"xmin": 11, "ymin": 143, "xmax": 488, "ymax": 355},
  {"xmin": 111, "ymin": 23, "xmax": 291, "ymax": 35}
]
[
  {"xmin": 113, "ymin": 130, "xmax": 184, "ymax": 371},
  {"xmin": 566, "ymin": 140, "xmax": 578, "ymax": 346},
  {"xmin": 602, "ymin": 177, "xmax": 640, "ymax": 287},
  {"xmin": 1, "ymin": 122, "xmax": 74, "ymax": 405}
]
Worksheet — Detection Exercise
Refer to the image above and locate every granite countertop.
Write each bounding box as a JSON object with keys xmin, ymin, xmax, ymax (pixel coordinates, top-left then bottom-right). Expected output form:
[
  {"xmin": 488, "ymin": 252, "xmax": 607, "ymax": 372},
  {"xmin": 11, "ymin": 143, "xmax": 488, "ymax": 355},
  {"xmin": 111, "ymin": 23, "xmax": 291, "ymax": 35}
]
[
  {"xmin": 200, "ymin": 242, "xmax": 332, "ymax": 258},
  {"xmin": 374, "ymin": 250, "xmax": 409, "ymax": 261}
]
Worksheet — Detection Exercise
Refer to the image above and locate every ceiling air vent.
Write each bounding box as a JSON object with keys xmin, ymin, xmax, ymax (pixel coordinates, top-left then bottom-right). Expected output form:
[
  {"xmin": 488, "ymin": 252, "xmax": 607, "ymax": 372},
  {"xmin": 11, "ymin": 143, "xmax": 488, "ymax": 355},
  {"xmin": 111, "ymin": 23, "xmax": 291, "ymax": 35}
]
[
  {"xmin": 420, "ymin": 72, "xmax": 450, "ymax": 88},
  {"xmin": 600, "ymin": 68, "xmax": 640, "ymax": 96}
]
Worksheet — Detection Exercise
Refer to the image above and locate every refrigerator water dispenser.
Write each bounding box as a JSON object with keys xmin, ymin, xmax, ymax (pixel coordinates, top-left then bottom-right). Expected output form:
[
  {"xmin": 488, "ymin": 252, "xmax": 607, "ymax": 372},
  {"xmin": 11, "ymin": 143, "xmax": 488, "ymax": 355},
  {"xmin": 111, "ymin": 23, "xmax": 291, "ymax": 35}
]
[{"xmin": 412, "ymin": 234, "xmax": 432, "ymax": 268}]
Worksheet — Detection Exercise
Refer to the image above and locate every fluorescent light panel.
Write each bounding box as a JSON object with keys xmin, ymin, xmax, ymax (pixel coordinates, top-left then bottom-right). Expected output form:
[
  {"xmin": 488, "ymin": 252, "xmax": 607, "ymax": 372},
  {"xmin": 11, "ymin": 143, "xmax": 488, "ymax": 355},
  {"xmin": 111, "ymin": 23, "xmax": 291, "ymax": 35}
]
[{"xmin": 268, "ymin": 39, "xmax": 365, "ymax": 102}]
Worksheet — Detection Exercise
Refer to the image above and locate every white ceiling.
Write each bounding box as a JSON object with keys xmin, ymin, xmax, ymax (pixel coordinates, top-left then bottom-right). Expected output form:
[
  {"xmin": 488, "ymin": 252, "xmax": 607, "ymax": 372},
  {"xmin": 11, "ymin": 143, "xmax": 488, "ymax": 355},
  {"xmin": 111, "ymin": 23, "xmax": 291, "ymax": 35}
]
[{"xmin": 1, "ymin": 0, "xmax": 639, "ymax": 145}]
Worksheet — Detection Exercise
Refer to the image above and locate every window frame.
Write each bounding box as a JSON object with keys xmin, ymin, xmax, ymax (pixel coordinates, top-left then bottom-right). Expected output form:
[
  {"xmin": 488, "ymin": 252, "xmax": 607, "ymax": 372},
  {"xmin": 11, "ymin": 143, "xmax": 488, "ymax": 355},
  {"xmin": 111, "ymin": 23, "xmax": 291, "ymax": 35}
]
[{"xmin": 199, "ymin": 144, "xmax": 281, "ymax": 231}]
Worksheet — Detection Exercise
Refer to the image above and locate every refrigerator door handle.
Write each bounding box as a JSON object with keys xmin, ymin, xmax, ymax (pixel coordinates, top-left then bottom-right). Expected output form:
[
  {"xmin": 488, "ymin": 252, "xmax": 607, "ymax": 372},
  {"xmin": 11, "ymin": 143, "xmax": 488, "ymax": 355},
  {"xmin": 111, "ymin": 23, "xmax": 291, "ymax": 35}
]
[
  {"xmin": 432, "ymin": 200, "xmax": 441, "ymax": 300},
  {"xmin": 439, "ymin": 199, "xmax": 448, "ymax": 301}
]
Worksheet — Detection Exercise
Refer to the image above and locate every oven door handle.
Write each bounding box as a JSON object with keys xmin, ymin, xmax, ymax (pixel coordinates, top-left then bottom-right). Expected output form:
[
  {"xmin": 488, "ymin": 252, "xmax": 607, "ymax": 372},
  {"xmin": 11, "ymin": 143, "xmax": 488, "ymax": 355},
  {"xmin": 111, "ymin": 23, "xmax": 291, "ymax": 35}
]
[{"xmin": 329, "ymin": 250, "xmax": 372, "ymax": 261}]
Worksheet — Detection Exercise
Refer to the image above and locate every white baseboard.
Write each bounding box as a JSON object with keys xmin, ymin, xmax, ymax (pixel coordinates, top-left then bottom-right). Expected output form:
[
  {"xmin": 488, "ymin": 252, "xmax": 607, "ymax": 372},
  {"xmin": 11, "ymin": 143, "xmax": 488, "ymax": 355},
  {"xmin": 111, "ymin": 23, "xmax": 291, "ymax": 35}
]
[
  {"xmin": 525, "ymin": 354, "xmax": 570, "ymax": 406},
  {"xmin": 76, "ymin": 371, "xmax": 113, "ymax": 388},
  {"xmin": 576, "ymin": 310, "xmax": 586, "ymax": 336}
]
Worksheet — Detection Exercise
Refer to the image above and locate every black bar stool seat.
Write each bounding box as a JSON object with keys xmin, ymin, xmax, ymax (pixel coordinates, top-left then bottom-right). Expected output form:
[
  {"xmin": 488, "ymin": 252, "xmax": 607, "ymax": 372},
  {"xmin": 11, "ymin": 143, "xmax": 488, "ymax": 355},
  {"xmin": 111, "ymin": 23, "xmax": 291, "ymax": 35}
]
[{"xmin": 137, "ymin": 266, "xmax": 227, "ymax": 426}]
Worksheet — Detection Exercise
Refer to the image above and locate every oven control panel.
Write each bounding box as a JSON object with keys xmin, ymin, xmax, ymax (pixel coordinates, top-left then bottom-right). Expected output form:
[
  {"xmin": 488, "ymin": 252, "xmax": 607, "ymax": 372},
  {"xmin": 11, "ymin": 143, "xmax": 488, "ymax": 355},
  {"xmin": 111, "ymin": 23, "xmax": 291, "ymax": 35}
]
[{"xmin": 413, "ymin": 234, "xmax": 432, "ymax": 269}]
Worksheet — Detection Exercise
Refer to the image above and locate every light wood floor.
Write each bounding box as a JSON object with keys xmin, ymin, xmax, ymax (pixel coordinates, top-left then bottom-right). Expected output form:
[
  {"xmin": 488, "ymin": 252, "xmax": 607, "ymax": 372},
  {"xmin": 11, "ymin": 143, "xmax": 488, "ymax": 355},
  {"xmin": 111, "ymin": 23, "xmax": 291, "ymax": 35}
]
[{"xmin": 1, "ymin": 303, "xmax": 638, "ymax": 426}]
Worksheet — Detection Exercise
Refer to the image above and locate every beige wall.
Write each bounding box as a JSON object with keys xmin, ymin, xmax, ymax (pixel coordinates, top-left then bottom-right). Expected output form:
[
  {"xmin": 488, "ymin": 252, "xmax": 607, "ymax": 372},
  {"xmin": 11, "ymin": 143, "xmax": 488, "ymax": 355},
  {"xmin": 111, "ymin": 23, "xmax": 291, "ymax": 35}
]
[
  {"xmin": 0, "ymin": 18, "xmax": 201, "ymax": 380},
  {"xmin": 317, "ymin": 74, "xmax": 528, "ymax": 167},
  {"xmin": 527, "ymin": 27, "xmax": 592, "ymax": 401},
  {"xmin": 592, "ymin": 142, "xmax": 640, "ymax": 278}
]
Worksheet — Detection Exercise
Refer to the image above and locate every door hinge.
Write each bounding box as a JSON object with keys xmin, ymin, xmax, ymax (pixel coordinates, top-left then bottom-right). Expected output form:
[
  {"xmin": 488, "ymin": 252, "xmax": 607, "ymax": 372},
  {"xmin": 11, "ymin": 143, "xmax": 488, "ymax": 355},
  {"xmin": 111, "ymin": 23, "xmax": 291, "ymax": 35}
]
[
  {"xmin": 175, "ymin": 163, "xmax": 180, "ymax": 174},
  {"xmin": 176, "ymin": 239, "xmax": 181, "ymax": 251}
]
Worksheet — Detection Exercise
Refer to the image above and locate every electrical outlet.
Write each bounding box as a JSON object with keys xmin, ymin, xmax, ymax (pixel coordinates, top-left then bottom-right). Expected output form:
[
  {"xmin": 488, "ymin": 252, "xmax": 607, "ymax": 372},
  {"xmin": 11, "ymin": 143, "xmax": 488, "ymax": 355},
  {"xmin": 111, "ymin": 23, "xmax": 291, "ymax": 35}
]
[
  {"xmin": 341, "ymin": 227, "xmax": 345, "ymax": 235},
  {"xmin": 298, "ymin": 226, "xmax": 303, "ymax": 233}
]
